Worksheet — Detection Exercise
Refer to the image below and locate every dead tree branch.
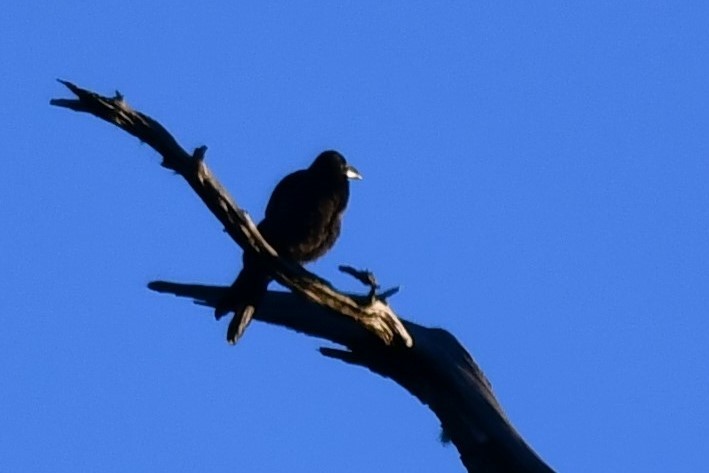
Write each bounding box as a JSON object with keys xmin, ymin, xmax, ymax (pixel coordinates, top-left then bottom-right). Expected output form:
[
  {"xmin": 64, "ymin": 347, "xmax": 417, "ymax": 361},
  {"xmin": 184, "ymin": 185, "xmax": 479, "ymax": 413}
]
[
  {"xmin": 50, "ymin": 80, "xmax": 410, "ymax": 348},
  {"xmin": 52, "ymin": 81, "xmax": 554, "ymax": 472},
  {"xmin": 148, "ymin": 282, "xmax": 554, "ymax": 473}
]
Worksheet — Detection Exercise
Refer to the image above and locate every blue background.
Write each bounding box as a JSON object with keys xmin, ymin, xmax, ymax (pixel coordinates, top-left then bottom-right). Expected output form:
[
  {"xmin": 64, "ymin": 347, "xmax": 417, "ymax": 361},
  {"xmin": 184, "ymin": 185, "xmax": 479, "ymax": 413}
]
[{"xmin": 2, "ymin": 2, "xmax": 708, "ymax": 471}]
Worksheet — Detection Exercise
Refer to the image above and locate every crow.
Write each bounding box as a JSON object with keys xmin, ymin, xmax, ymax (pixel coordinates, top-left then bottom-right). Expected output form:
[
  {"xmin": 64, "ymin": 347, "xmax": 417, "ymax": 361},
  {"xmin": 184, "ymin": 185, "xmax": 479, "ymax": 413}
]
[{"xmin": 214, "ymin": 150, "xmax": 362, "ymax": 344}]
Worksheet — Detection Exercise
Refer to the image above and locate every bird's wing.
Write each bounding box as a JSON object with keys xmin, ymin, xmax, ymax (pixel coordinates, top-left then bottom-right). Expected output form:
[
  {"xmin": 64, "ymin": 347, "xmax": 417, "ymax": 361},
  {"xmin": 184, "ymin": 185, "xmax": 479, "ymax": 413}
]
[
  {"xmin": 263, "ymin": 170, "xmax": 311, "ymax": 222},
  {"xmin": 259, "ymin": 165, "xmax": 347, "ymax": 261}
]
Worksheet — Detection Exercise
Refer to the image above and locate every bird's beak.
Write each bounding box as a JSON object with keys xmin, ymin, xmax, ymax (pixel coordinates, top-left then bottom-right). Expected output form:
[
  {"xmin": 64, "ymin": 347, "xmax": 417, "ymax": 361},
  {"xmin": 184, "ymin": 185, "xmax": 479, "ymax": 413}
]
[{"xmin": 345, "ymin": 164, "xmax": 363, "ymax": 180}]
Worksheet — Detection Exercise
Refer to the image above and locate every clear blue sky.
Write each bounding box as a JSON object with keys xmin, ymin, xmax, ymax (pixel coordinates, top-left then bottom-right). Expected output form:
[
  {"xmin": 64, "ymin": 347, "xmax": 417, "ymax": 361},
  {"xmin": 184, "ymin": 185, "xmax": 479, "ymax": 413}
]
[{"xmin": 2, "ymin": 2, "xmax": 708, "ymax": 472}]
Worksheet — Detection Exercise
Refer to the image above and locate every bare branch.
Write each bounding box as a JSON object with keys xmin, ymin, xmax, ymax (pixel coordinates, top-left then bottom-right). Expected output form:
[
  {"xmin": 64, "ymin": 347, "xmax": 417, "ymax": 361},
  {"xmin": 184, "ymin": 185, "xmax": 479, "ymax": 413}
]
[
  {"xmin": 55, "ymin": 81, "xmax": 554, "ymax": 472},
  {"xmin": 148, "ymin": 282, "xmax": 555, "ymax": 473},
  {"xmin": 51, "ymin": 80, "xmax": 412, "ymax": 348},
  {"xmin": 338, "ymin": 265, "xmax": 379, "ymax": 289}
]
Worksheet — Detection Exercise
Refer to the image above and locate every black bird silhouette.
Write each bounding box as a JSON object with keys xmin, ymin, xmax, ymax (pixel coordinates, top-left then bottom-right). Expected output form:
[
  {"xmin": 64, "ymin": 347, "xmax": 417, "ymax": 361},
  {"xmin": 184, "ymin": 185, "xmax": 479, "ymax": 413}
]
[{"xmin": 215, "ymin": 150, "xmax": 362, "ymax": 344}]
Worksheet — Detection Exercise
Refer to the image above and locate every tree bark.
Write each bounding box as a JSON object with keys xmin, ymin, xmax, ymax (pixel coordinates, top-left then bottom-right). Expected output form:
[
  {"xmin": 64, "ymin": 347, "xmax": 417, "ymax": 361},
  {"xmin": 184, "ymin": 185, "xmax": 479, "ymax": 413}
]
[{"xmin": 51, "ymin": 81, "xmax": 555, "ymax": 473}]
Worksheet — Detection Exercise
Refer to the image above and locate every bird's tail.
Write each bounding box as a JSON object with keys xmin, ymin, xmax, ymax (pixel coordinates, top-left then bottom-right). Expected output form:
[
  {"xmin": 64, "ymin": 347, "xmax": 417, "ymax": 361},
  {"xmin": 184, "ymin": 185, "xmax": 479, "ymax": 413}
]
[{"xmin": 214, "ymin": 268, "xmax": 270, "ymax": 344}]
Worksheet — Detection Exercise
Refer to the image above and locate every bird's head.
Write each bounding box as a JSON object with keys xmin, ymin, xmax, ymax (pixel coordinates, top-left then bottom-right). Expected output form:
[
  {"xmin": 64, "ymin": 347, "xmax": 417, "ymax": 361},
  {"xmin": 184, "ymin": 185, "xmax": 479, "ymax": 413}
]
[{"xmin": 310, "ymin": 150, "xmax": 362, "ymax": 181}]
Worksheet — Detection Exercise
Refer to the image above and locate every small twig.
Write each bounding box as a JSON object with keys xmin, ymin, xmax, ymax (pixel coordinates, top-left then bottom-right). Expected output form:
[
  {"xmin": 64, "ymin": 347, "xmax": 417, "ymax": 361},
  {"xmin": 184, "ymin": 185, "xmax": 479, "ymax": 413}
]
[
  {"xmin": 378, "ymin": 286, "xmax": 400, "ymax": 300},
  {"xmin": 338, "ymin": 265, "xmax": 380, "ymax": 303},
  {"xmin": 338, "ymin": 265, "xmax": 379, "ymax": 288},
  {"xmin": 318, "ymin": 347, "xmax": 366, "ymax": 366},
  {"xmin": 337, "ymin": 265, "xmax": 400, "ymax": 303}
]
